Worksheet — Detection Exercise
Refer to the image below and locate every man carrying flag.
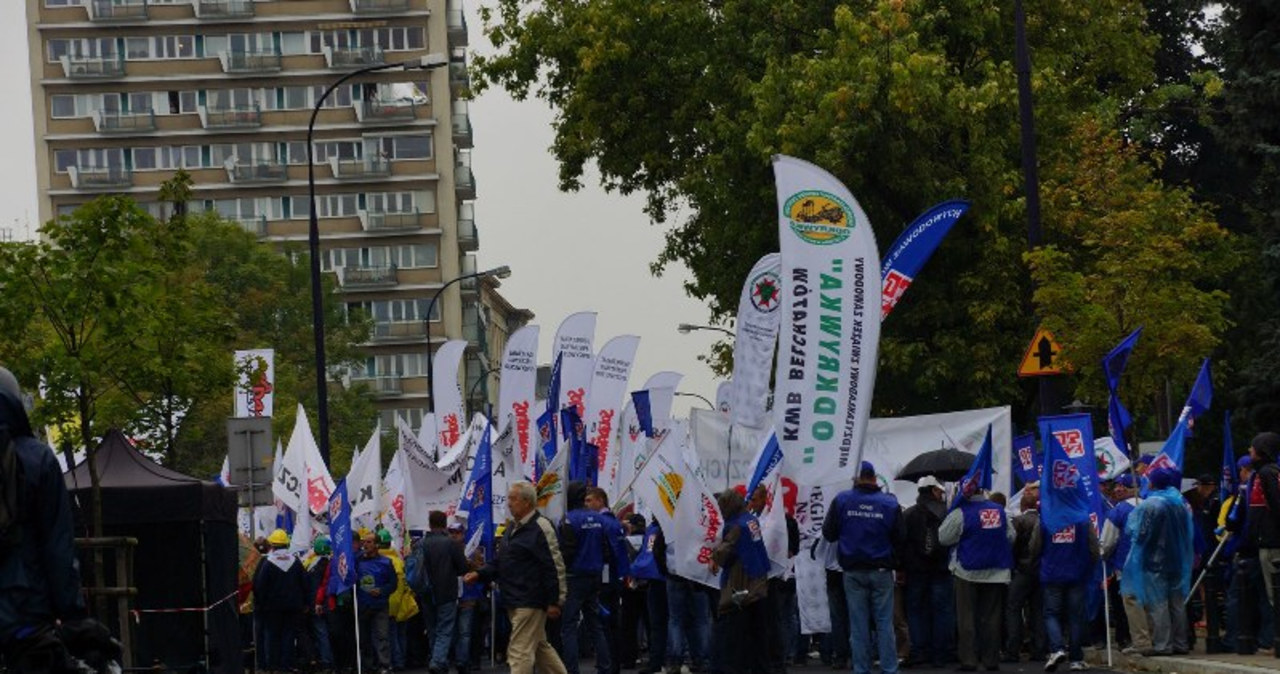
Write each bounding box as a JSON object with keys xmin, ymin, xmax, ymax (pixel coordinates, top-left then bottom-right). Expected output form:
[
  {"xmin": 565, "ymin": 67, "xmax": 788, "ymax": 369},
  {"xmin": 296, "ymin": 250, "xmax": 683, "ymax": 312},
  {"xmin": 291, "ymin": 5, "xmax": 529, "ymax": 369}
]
[{"xmin": 938, "ymin": 426, "xmax": 1013, "ymax": 672}]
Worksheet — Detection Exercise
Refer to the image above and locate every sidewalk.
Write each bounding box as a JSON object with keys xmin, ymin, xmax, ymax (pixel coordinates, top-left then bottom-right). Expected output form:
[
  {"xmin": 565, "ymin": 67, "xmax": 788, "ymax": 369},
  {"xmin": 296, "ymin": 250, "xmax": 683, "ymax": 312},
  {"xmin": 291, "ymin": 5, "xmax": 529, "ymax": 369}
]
[{"xmin": 1088, "ymin": 645, "xmax": 1280, "ymax": 674}]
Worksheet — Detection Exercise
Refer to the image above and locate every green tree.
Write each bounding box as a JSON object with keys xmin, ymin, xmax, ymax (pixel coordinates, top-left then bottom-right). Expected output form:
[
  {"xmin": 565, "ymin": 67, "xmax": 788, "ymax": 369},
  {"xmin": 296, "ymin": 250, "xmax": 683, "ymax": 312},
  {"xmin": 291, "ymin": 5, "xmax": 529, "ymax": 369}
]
[
  {"xmin": 477, "ymin": 0, "xmax": 1161, "ymax": 422},
  {"xmin": 1027, "ymin": 117, "xmax": 1234, "ymax": 437}
]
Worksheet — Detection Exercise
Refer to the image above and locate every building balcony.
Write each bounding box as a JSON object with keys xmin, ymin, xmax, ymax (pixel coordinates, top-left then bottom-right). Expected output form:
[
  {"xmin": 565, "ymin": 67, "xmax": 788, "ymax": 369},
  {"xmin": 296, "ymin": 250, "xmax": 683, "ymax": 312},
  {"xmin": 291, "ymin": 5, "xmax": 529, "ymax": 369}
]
[
  {"xmin": 94, "ymin": 109, "xmax": 157, "ymax": 133},
  {"xmin": 351, "ymin": 0, "xmax": 411, "ymax": 13},
  {"xmin": 225, "ymin": 161, "xmax": 287, "ymax": 183},
  {"xmin": 330, "ymin": 156, "xmax": 391, "ymax": 180},
  {"xmin": 457, "ymin": 203, "xmax": 477, "ymax": 252},
  {"xmin": 323, "ymin": 45, "xmax": 385, "ymax": 70},
  {"xmin": 61, "ymin": 55, "xmax": 125, "ymax": 80},
  {"xmin": 340, "ymin": 265, "xmax": 398, "ymax": 288},
  {"xmin": 449, "ymin": 61, "xmax": 470, "ymax": 96},
  {"xmin": 199, "ymin": 104, "xmax": 262, "ymax": 129},
  {"xmin": 358, "ymin": 209, "xmax": 422, "ymax": 232},
  {"xmin": 462, "ymin": 306, "xmax": 483, "ymax": 344},
  {"xmin": 193, "ymin": 0, "xmax": 254, "ymax": 19},
  {"xmin": 353, "ymin": 375, "xmax": 403, "ymax": 398},
  {"xmin": 87, "ymin": 0, "xmax": 149, "ymax": 22},
  {"xmin": 447, "ymin": 4, "xmax": 469, "ymax": 47},
  {"xmin": 68, "ymin": 166, "xmax": 132, "ymax": 191},
  {"xmin": 219, "ymin": 50, "xmax": 281, "ymax": 74},
  {"xmin": 454, "ymin": 163, "xmax": 475, "ymax": 201},
  {"xmin": 354, "ymin": 99, "xmax": 416, "ymax": 124},
  {"xmin": 372, "ymin": 321, "xmax": 428, "ymax": 342},
  {"xmin": 236, "ymin": 216, "xmax": 267, "ymax": 237},
  {"xmin": 452, "ymin": 105, "xmax": 472, "ymax": 149},
  {"xmin": 459, "ymin": 255, "xmax": 478, "ymax": 296}
]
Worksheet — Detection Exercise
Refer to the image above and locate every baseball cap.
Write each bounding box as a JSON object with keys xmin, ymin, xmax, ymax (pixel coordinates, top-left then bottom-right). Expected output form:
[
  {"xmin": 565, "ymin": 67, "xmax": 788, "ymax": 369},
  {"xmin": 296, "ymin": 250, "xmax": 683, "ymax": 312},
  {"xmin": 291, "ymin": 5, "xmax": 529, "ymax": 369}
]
[
  {"xmin": 1195, "ymin": 473, "xmax": 1218, "ymax": 486},
  {"xmin": 918, "ymin": 475, "xmax": 943, "ymax": 489},
  {"xmin": 859, "ymin": 461, "xmax": 876, "ymax": 479},
  {"xmin": 1114, "ymin": 474, "xmax": 1134, "ymax": 488},
  {"xmin": 1238, "ymin": 455, "xmax": 1253, "ymax": 470}
]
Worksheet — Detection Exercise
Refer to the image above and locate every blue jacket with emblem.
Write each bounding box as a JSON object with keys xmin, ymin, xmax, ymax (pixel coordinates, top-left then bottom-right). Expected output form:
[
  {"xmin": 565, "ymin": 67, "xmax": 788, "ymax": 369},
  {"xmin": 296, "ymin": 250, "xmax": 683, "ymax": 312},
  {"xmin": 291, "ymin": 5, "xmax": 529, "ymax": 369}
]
[
  {"xmin": 954, "ymin": 500, "xmax": 1013, "ymax": 572},
  {"xmin": 822, "ymin": 484, "xmax": 904, "ymax": 570}
]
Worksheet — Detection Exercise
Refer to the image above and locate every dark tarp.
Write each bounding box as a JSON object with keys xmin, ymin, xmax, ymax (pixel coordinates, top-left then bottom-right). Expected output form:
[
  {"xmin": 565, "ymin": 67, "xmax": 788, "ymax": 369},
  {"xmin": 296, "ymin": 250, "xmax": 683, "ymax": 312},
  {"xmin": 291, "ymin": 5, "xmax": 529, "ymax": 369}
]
[{"xmin": 66, "ymin": 430, "xmax": 241, "ymax": 674}]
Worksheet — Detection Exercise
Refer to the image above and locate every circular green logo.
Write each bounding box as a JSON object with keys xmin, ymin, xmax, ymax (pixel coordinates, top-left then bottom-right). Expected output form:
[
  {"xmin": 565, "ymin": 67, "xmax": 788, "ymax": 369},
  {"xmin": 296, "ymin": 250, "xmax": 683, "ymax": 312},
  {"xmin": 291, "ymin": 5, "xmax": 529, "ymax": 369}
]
[{"xmin": 784, "ymin": 191, "xmax": 855, "ymax": 245}]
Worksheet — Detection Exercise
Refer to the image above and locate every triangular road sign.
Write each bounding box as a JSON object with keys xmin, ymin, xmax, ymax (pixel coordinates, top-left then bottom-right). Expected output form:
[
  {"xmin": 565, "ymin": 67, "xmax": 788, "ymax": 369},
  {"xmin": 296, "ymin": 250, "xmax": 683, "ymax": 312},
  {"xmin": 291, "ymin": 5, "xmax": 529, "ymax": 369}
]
[{"xmin": 1018, "ymin": 326, "xmax": 1070, "ymax": 377}]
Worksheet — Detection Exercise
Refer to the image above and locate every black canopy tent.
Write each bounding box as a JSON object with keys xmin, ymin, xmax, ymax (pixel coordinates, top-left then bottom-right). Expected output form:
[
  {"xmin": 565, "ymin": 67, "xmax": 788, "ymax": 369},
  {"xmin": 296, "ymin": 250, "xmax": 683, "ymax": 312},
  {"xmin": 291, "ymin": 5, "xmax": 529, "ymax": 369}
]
[{"xmin": 65, "ymin": 430, "xmax": 241, "ymax": 673}]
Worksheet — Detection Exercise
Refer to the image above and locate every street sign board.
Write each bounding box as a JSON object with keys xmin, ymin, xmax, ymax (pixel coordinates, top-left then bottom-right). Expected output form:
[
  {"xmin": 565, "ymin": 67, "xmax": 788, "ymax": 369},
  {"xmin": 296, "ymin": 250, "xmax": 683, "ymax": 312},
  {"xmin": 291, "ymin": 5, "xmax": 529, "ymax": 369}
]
[{"xmin": 1018, "ymin": 327, "xmax": 1070, "ymax": 377}]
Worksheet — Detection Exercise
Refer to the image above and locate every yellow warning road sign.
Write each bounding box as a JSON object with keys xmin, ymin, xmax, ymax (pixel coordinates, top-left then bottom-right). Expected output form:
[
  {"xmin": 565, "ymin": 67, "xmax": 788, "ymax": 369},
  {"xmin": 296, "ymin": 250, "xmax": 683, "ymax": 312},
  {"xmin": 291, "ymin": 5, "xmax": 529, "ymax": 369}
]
[{"xmin": 1018, "ymin": 327, "xmax": 1071, "ymax": 377}]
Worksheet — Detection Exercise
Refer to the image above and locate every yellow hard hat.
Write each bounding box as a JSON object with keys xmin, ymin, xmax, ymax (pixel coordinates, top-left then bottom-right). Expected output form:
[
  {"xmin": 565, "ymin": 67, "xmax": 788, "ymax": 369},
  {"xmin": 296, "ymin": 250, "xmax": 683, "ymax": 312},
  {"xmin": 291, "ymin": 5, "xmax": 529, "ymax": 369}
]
[{"xmin": 267, "ymin": 529, "xmax": 290, "ymax": 546}]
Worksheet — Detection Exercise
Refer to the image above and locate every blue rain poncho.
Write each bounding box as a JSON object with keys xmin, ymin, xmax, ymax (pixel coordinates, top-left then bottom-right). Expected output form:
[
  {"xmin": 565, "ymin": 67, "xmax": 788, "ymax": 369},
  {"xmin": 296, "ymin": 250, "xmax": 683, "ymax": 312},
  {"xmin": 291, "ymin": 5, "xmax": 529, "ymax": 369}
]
[{"xmin": 1119, "ymin": 485, "xmax": 1194, "ymax": 606}]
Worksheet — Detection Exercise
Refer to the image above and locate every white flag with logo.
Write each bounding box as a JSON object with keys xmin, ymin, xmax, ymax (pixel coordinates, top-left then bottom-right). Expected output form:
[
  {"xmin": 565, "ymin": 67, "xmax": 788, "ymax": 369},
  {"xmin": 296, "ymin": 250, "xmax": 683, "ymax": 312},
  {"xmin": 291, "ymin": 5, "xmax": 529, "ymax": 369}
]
[
  {"xmin": 380, "ymin": 448, "xmax": 407, "ymax": 553},
  {"xmin": 613, "ymin": 372, "xmax": 683, "ymax": 504},
  {"xmin": 433, "ymin": 339, "xmax": 470, "ymax": 452},
  {"xmin": 348, "ymin": 425, "xmax": 383, "ymax": 520},
  {"xmin": 670, "ymin": 455, "xmax": 723, "ymax": 589},
  {"xmin": 497, "ymin": 325, "xmax": 540, "ymax": 482},
  {"xmin": 586, "ymin": 335, "xmax": 641, "ymax": 487},
  {"xmin": 302, "ymin": 426, "xmax": 335, "ymax": 516},
  {"xmin": 401, "ymin": 415, "xmax": 436, "ymax": 471},
  {"xmin": 234, "ymin": 349, "xmax": 275, "ymax": 418},
  {"xmin": 772, "ymin": 155, "xmax": 882, "ymax": 486},
  {"xmin": 273, "ymin": 404, "xmax": 312, "ymax": 511},
  {"xmin": 1095, "ymin": 436, "xmax": 1132, "ymax": 481},
  {"xmin": 553, "ymin": 312, "xmax": 597, "ymax": 450},
  {"xmin": 631, "ymin": 426, "xmax": 686, "ymax": 534},
  {"xmin": 716, "ymin": 381, "xmax": 733, "ymax": 415},
  {"xmin": 731, "ymin": 253, "xmax": 782, "ymax": 429}
]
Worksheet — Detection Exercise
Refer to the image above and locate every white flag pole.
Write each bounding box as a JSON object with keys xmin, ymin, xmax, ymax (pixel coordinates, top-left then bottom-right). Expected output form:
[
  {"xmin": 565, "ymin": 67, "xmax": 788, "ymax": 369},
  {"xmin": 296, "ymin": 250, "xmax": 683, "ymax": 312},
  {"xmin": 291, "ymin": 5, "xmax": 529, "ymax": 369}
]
[
  {"xmin": 1102, "ymin": 560, "xmax": 1112, "ymax": 669},
  {"xmin": 614, "ymin": 430, "xmax": 673, "ymax": 505},
  {"xmin": 353, "ymin": 587, "xmax": 363, "ymax": 674}
]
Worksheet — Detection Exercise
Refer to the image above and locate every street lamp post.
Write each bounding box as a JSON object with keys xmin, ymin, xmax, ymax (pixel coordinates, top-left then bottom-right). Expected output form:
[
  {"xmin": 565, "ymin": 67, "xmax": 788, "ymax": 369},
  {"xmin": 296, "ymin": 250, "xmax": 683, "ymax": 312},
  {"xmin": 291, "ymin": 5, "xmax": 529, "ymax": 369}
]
[
  {"xmin": 674, "ymin": 391, "xmax": 715, "ymax": 409},
  {"xmin": 424, "ymin": 265, "xmax": 512, "ymax": 413},
  {"xmin": 676, "ymin": 323, "xmax": 735, "ymax": 338},
  {"xmin": 307, "ymin": 53, "xmax": 448, "ymax": 467}
]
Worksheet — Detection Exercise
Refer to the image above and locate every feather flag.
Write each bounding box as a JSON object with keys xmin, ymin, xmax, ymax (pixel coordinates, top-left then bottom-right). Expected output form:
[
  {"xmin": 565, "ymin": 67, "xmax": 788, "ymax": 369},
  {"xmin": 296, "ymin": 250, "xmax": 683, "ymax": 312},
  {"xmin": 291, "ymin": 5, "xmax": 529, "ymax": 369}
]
[
  {"xmin": 950, "ymin": 426, "xmax": 994, "ymax": 510},
  {"xmin": 880, "ymin": 199, "xmax": 970, "ymax": 319}
]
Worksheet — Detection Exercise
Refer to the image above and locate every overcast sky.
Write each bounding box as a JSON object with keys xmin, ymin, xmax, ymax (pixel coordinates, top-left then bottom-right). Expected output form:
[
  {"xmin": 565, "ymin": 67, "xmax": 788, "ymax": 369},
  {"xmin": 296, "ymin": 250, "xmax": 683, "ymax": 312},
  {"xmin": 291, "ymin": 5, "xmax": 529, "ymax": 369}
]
[{"xmin": 0, "ymin": 2, "xmax": 724, "ymax": 416}]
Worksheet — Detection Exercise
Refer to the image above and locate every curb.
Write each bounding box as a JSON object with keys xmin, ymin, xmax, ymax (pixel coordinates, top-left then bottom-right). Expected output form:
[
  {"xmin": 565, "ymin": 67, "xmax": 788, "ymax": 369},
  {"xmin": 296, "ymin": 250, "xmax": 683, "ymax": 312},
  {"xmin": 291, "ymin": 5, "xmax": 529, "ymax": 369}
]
[{"xmin": 1087, "ymin": 650, "xmax": 1280, "ymax": 674}]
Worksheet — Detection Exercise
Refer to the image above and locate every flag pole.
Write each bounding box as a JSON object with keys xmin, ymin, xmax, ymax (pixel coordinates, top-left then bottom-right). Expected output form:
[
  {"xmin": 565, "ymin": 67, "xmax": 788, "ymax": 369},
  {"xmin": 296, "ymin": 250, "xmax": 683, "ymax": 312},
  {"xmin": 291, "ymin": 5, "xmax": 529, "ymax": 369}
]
[
  {"xmin": 615, "ymin": 430, "xmax": 673, "ymax": 505},
  {"xmin": 353, "ymin": 587, "xmax": 363, "ymax": 674},
  {"xmin": 1102, "ymin": 560, "xmax": 1113, "ymax": 668}
]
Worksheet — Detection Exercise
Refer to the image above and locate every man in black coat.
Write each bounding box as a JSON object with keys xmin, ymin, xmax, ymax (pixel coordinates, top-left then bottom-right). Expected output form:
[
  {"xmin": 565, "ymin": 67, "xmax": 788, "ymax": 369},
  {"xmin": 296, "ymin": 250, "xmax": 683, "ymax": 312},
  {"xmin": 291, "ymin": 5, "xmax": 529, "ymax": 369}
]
[{"xmin": 417, "ymin": 510, "xmax": 468, "ymax": 674}]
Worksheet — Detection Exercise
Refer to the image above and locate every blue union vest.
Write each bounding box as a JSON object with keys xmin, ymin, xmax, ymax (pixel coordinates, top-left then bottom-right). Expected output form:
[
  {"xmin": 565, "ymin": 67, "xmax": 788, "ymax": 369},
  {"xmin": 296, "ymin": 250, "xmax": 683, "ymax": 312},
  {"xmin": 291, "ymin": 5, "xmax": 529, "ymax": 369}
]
[
  {"xmin": 725, "ymin": 511, "xmax": 771, "ymax": 581},
  {"xmin": 1040, "ymin": 521, "xmax": 1092, "ymax": 584},
  {"xmin": 955, "ymin": 500, "xmax": 1012, "ymax": 571}
]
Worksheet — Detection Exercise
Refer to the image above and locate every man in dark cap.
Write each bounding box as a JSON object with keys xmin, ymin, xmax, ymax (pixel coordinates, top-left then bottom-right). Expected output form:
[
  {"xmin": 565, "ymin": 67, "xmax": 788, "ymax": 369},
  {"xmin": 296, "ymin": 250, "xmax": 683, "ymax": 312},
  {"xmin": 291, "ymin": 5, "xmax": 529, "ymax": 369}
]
[
  {"xmin": 1246, "ymin": 432, "xmax": 1280, "ymax": 636},
  {"xmin": 0, "ymin": 366, "xmax": 120, "ymax": 673}
]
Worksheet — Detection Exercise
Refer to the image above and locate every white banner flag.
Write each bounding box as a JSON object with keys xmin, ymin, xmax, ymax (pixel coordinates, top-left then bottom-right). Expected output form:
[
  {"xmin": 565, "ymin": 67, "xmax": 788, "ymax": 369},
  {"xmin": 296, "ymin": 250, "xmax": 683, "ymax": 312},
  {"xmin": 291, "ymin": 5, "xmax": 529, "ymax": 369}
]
[
  {"xmin": 400, "ymin": 415, "xmax": 435, "ymax": 471},
  {"xmin": 273, "ymin": 404, "xmax": 312, "ymax": 511},
  {"xmin": 773, "ymin": 155, "xmax": 882, "ymax": 486},
  {"xmin": 586, "ymin": 335, "xmax": 641, "ymax": 486},
  {"xmin": 380, "ymin": 448, "xmax": 407, "ymax": 553},
  {"xmin": 715, "ymin": 381, "xmax": 732, "ymax": 415},
  {"xmin": 631, "ymin": 426, "xmax": 686, "ymax": 534},
  {"xmin": 1095, "ymin": 436, "xmax": 1132, "ymax": 481},
  {"xmin": 234, "ymin": 349, "xmax": 275, "ymax": 418},
  {"xmin": 553, "ymin": 312, "xmax": 597, "ymax": 446},
  {"xmin": 731, "ymin": 253, "xmax": 782, "ymax": 429},
  {"xmin": 348, "ymin": 425, "xmax": 383, "ymax": 520},
  {"xmin": 497, "ymin": 325, "xmax": 540, "ymax": 482},
  {"xmin": 302, "ymin": 426, "xmax": 335, "ymax": 516},
  {"xmin": 669, "ymin": 454, "xmax": 723, "ymax": 588},
  {"xmin": 432, "ymin": 339, "xmax": 470, "ymax": 451},
  {"xmin": 612, "ymin": 372, "xmax": 683, "ymax": 504}
]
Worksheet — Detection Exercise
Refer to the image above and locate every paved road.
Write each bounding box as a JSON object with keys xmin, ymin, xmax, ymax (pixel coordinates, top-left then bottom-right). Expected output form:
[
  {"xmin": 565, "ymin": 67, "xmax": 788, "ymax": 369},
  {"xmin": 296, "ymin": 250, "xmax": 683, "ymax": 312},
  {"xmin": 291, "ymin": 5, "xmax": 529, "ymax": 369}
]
[{"xmin": 396, "ymin": 658, "xmax": 1124, "ymax": 673}]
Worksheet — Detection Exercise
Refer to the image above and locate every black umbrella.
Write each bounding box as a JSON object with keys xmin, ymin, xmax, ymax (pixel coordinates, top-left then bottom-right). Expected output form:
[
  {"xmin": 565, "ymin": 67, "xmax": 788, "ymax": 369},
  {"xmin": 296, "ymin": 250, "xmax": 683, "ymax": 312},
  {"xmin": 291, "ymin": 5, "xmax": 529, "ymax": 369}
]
[{"xmin": 896, "ymin": 447, "xmax": 975, "ymax": 483}]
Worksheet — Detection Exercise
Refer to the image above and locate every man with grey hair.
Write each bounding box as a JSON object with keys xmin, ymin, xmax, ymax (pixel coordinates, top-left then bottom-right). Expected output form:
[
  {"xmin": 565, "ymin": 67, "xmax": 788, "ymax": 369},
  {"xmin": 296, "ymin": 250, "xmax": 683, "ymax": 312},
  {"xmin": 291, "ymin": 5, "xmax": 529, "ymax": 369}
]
[
  {"xmin": 0, "ymin": 366, "xmax": 118, "ymax": 672},
  {"xmin": 464, "ymin": 480, "xmax": 567, "ymax": 674}
]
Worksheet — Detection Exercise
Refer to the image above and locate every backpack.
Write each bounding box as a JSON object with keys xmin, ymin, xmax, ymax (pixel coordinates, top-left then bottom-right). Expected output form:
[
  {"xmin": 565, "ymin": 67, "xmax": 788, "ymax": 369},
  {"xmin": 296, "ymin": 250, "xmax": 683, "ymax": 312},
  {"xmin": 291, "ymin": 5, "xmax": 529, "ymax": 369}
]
[
  {"xmin": 405, "ymin": 539, "xmax": 431, "ymax": 595},
  {"xmin": 0, "ymin": 425, "xmax": 22, "ymax": 552}
]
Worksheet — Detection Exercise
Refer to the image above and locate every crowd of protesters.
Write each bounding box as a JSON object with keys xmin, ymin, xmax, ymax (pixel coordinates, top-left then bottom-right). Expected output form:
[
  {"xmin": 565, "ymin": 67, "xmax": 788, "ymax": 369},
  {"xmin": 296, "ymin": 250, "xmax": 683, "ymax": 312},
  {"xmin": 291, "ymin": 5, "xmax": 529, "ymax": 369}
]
[{"xmin": 239, "ymin": 431, "xmax": 1280, "ymax": 674}]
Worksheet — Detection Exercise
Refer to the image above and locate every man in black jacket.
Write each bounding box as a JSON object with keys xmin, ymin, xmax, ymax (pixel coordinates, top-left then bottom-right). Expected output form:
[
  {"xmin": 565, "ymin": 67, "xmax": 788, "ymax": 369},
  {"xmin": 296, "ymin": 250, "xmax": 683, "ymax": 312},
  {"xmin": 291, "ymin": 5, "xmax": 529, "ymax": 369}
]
[
  {"xmin": 1004, "ymin": 487, "xmax": 1047, "ymax": 662},
  {"xmin": 418, "ymin": 510, "xmax": 468, "ymax": 674},
  {"xmin": 465, "ymin": 480, "xmax": 568, "ymax": 674},
  {"xmin": 0, "ymin": 367, "xmax": 118, "ymax": 674},
  {"xmin": 902, "ymin": 476, "xmax": 954, "ymax": 668},
  {"xmin": 1246, "ymin": 432, "xmax": 1280, "ymax": 646}
]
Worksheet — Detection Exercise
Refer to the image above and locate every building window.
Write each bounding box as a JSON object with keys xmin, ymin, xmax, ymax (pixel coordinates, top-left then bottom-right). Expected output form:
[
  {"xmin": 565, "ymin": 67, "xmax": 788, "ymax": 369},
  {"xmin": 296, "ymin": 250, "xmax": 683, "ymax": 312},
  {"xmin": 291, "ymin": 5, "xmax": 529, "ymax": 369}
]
[
  {"xmin": 133, "ymin": 148, "xmax": 158, "ymax": 171},
  {"xmin": 125, "ymin": 37, "xmax": 151, "ymax": 60},
  {"xmin": 396, "ymin": 244, "xmax": 438, "ymax": 269},
  {"xmin": 51, "ymin": 95, "xmax": 77, "ymax": 119},
  {"xmin": 380, "ymin": 135, "xmax": 432, "ymax": 160}
]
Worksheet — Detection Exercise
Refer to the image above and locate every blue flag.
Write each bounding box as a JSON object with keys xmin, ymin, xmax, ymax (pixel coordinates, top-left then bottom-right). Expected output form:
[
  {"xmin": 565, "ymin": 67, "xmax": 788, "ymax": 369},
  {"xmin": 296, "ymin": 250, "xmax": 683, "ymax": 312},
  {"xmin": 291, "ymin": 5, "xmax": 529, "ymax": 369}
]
[
  {"xmin": 1038, "ymin": 414, "xmax": 1103, "ymax": 527},
  {"xmin": 547, "ymin": 352, "xmax": 562, "ymax": 440},
  {"xmin": 1221, "ymin": 410, "xmax": 1236, "ymax": 506},
  {"xmin": 631, "ymin": 390, "xmax": 655, "ymax": 438},
  {"xmin": 561, "ymin": 406, "xmax": 589, "ymax": 483},
  {"xmin": 1011, "ymin": 432, "xmax": 1040, "ymax": 487},
  {"xmin": 326, "ymin": 480, "xmax": 358, "ymax": 596},
  {"xmin": 1039, "ymin": 425, "xmax": 1095, "ymax": 533},
  {"xmin": 881, "ymin": 199, "xmax": 971, "ymax": 318},
  {"xmin": 463, "ymin": 420, "xmax": 495, "ymax": 561},
  {"xmin": 1101, "ymin": 327, "xmax": 1142, "ymax": 458},
  {"xmin": 1148, "ymin": 419, "xmax": 1190, "ymax": 476},
  {"xmin": 276, "ymin": 505, "xmax": 295, "ymax": 534},
  {"xmin": 1178, "ymin": 358, "xmax": 1213, "ymax": 432},
  {"xmin": 950, "ymin": 425, "xmax": 994, "ymax": 510},
  {"xmin": 746, "ymin": 433, "xmax": 783, "ymax": 497},
  {"xmin": 536, "ymin": 407, "xmax": 556, "ymax": 466}
]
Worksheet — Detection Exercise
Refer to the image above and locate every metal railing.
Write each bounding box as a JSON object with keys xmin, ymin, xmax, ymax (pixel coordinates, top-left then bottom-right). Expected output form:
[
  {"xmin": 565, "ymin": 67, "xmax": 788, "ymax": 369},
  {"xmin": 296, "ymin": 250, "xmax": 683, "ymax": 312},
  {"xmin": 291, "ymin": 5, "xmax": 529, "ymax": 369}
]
[
  {"xmin": 324, "ymin": 45, "xmax": 385, "ymax": 69},
  {"xmin": 457, "ymin": 204, "xmax": 477, "ymax": 251},
  {"xmin": 341, "ymin": 265, "xmax": 398, "ymax": 286},
  {"xmin": 449, "ymin": 61, "xmax": 470, "ymax": 94},
  {"xmin": 61, "ymin": 55, "xmax": 126, "ymax": 79},
  {"xmin": 219, "ymin": 49, "xmax": 281, "ymax": 73},
  {"xmin": 68, "ymin": 166, "xmax": 133, "ymax": 190},
  {"xmin": 359, "ymin": 209, "xmax": 421, "ymax": 232},
  {"xmin": 330, "ymin": 156, "xmax": 391, "ymax": 179},
  {"xmin": 87, "ymin": 0, "xmax": 149, "ymax": 22},
  {"xmin": 236, "ymin": 215, "xmax": 267, "ymax": 237},
  {"xmin": 194, "ymin": 0, "xmax": 255, "ymax": 19},
  {"xmin": 452, "ymin": 108, "xmax": 472, "ymax": 148},
  {"xmin": 226, "ymin": 161, "xmax": 287, "ymax": 183},
  {"xmin": 355, "ymin": 99, "xmax": 416, "ymax": 123},
  {"xmin": 351, "ymin": 0, "xmax": 411, "ymax": 12},
  {"xmin": 447, "ymin": 7, "xmax": 469, "ymax": 47},
  {"xmin": 199, "ymin": 104, "xmax": 262, "ymax": 129},
  {"xmin": 372, "ymin": 321, "xmax": 428, "ymax": 341},
  {"xmin": 454, "ymin": 164, "xmax": 475, "ymax": 200},
  {"xmin": 94, "ymin": 108, "xmax": 157, "ymax": 133}
]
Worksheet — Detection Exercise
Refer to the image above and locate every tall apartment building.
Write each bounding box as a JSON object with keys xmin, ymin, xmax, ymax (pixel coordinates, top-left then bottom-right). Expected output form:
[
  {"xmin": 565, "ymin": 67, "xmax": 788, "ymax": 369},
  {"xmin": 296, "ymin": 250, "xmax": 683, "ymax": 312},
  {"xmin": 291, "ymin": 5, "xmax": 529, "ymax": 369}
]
[{"xmin": 26, "ymin": 0, "xmax": 529, "ymax": 430}]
